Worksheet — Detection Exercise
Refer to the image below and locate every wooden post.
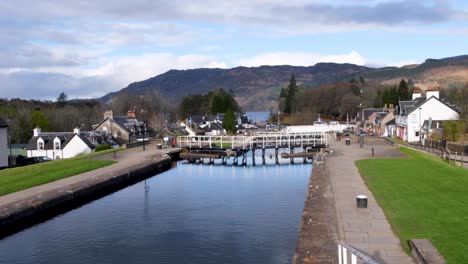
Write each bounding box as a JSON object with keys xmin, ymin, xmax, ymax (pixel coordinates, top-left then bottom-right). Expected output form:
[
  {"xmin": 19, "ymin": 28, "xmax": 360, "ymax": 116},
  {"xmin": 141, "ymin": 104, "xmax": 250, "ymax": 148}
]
[
  {"xmin": 290, "ymin": 147, "xmax": 294, "ymax": 164},
  {"xmin": 275, "ymin": 147, "xmax": 279, "ymax": 165},
  {"xmin": 262, "ymin": 148, "xmax": 266, "ymax": 165},
  {"xmin": 252, "ymin": 149, "xmax": 256, "ymax": 166},
  {"xmin": 460, "ymin": 151, "xmax": 465, "ymax": 168}
]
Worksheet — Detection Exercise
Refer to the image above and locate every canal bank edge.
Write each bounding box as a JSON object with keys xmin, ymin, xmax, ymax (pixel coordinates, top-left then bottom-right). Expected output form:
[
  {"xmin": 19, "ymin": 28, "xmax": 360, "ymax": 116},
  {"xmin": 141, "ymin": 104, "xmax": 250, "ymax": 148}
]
[
  {"xmin": 293, "ymin": 161, "xmax": 339, "ymax": 264},
  {"xmin": 0, "ymin": 152, "xmax": 180, "ymax": 237}
]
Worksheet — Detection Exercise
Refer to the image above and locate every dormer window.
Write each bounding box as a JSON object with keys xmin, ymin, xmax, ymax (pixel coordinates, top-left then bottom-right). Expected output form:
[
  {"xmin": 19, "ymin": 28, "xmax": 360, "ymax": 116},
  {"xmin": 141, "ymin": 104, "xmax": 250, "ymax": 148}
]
[
  {"xmin": 55, "ymin": 141, "xmax": 60, "ymax": 150},
  {"xmin": 38, "ymin": 141, "xmax": 44, "ymax": 150}
]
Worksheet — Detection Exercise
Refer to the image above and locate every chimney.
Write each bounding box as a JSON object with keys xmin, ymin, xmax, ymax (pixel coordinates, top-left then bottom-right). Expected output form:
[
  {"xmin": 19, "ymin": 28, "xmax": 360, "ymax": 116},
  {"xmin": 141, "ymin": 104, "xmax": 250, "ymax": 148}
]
[
  {"xmin": 73, "ymin": 127, "xmax": 80, "ymax": 134},
  {"xmin": 127, "ymin": 110, "xmax": 136, "ymax": 118},
  {"xmin": 104, "ymin": 110, "xmax": 113, "ymax": 120},
  {"xmin": 33, "ymin": 127, "xmax": 41, "ymax": 137},
  {"xmin": 426, "ymin": 87, "xmax": 440, "ymax": 99},
  {"xmin": 412, "ymin": 88, "xmax": 422, "ymax": 100}
]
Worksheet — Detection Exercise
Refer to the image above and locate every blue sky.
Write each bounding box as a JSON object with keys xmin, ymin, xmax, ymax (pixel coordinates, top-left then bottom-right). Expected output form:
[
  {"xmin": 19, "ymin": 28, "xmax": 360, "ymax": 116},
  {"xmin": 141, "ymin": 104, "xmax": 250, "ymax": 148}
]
[{"xmin": 0, "ymin": 0, "xmax": 467, "ymax": 99}]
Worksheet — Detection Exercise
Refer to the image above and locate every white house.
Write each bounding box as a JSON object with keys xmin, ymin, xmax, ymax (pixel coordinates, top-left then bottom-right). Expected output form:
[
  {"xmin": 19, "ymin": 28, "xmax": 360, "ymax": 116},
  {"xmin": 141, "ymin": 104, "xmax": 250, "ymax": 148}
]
[
  {"xmin": 395, "ymin": 89, "xmax": 459, "ymax": 142},
  {"xmin": 0, "ymin": 117, "xmax": 8, "ymax": 168},
  {"xmin": 27, "ymin": 127, "xmax": 97, "ymax": 160}
]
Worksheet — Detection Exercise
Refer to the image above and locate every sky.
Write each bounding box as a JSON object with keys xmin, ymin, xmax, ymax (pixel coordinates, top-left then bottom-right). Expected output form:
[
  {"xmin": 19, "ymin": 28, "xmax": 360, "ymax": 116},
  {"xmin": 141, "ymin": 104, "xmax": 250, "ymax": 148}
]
[{"xmin": 0, "ymin": 0, "xmax": 467, "ymax": 100}]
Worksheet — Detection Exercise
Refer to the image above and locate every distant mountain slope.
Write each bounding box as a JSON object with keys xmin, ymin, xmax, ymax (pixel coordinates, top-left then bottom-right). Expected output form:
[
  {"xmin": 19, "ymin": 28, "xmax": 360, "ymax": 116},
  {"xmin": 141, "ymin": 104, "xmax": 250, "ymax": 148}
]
[{"xmin": 100, "ymin": 55, "xmax": 468, "ymax": 110}]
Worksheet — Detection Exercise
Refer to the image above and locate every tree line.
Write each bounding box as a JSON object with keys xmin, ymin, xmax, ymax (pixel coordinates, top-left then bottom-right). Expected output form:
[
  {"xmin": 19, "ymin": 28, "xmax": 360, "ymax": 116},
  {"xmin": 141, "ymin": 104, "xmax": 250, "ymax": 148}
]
[
  {"xmin": 277, "ymin": 73, "xmax": 467, "ymax": 124},
  {"xmin": 0, "ymin": 89, "xmax": 177, "ymax": 144},
  {"xmin": 179, "ymin": 88, "xmax": 241, "ymax": 134}
]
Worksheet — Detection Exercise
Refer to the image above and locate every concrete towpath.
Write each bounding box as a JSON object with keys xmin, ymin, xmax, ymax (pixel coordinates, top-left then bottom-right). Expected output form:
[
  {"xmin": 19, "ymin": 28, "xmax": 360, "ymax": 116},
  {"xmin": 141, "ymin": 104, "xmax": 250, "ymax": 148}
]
[
  {"xmin": 0, "ymin": 143, "xmax": 181, "ymax": 208},
  {"xmin": 328, "ymin": 136, "xmax": 414, "ymax": 264}
]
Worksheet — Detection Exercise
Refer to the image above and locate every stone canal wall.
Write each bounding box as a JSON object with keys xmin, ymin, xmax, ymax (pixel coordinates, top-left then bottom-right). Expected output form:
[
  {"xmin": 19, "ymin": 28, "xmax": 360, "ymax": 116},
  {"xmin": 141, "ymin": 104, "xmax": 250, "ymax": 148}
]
[
  {"xmin": 293, "ymin": 161, "xmax": 338, "ymax": 264},
  {"xmin": 0, "ymin": 156, "xmax": 173, "ymax": 237}
]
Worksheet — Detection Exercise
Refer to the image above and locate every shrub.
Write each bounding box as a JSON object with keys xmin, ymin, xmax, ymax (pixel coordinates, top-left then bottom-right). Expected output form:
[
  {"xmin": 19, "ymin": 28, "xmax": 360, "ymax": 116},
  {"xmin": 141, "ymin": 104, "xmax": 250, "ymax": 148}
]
[{"xmin": 96, "ymin": 143, "xmax": 111, "ymax": 152}]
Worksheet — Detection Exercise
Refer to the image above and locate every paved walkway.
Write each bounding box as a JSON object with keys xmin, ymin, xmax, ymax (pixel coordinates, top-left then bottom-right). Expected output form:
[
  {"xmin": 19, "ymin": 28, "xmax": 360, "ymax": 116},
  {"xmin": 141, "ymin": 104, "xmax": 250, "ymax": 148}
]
[
  {"xmin": 0, "ymin": 143, "xmax": 181, "ymax": 207},
  {"xmin": 328, "ymin": 136, "xmax": 414, "ymax": 264}
]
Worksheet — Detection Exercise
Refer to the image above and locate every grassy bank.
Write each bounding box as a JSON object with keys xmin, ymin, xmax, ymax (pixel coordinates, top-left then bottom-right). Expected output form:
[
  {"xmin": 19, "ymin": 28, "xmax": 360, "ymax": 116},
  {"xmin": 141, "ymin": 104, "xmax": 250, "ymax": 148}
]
[
  {"xmin": 356, "ymin": 148, "xmax": 468, "ymax": 263},
  {"xmin": 0, "ymin": 150, "xmax": 120, "ymax": 196}
]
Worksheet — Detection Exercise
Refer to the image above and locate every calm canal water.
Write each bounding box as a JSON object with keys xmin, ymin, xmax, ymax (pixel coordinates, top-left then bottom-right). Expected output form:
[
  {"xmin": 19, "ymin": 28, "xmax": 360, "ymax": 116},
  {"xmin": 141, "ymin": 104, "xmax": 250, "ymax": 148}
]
[{"xmin": 0, "ymin": 154, "xmax": 311, "ymax": 264}]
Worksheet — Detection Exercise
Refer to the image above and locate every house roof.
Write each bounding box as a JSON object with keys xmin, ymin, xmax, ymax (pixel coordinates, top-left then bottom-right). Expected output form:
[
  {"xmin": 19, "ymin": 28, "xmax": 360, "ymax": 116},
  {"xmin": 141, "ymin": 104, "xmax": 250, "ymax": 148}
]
[
  {"xmin": 398, "ymin": 97, "xmax": 426, "ymax": 115},
  {"xmin": 404, "ymin": 96, "xmax": 459, "ymax": 116},
  {"xmin": 386, "ymin": 118, "xmax": 396, "ymax": 126},
  {"xmin": 361, "ymin": 108, "xmax": 387, "ymax": 121},
  {"xmin": 0, "ymin": 117, "xmax": 8, "ymax": 128},
  {"xmin": 210, "ymin": 122, "xmax": 224, "ymax": 131},
  {"xmin": 27, "ymin": 132, "xmax": 96, "ymax": 150},
  {"xmin": 113, "ymin": 116, "xmax": 140, "ymax": 133}
]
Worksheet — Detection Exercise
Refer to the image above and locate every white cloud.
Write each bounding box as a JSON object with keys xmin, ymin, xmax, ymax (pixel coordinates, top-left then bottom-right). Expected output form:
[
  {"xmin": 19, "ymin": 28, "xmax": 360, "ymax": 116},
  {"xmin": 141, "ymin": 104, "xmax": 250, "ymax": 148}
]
[
  {"xmin": 0, "ymin": 53, "xmax": 227, "ymax": 100},
  {"xmin": 238, "ymin": 50, "xmax": 367, "ymax": 67},
  {"xmin": 85, "ymin": 53, "xmax": 227, "ymax": 89}
]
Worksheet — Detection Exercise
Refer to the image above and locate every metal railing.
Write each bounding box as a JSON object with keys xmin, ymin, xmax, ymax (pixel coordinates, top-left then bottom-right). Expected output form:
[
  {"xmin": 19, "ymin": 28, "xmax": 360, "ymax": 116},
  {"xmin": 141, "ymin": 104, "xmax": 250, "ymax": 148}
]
[
  {"xmin": 338, "ymin": 242, "xmax": 379, "ymax": 264},
  {"xmin": 177, "ymin": 132, "xmax": 329, "ymax": 150}
]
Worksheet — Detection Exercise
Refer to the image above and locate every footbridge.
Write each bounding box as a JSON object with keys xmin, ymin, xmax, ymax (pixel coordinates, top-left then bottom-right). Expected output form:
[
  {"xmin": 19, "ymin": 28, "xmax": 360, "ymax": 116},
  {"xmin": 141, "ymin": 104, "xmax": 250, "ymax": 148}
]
[{"xmin": 177, "ymin": 132, "xmax": 329, "ymax": 165}]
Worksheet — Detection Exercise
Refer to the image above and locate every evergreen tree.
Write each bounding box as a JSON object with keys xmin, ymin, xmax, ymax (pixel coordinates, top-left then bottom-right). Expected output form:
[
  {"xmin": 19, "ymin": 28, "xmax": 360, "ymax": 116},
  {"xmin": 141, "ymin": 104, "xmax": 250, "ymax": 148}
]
[
  {"xmin": 284, "ymin": 73, "xmax": 297, "ymax": 113},
  {"xmin": 279, "ymin": 88, "xmax": 288, "ymax": 99},
  {"xmin": 222, "ymin": 109, "xmax": 237, "ymax": 134},
  {"xmin": 57, "ymin": 92, "xmax": 68, "ymax": 106},
  {"xmin": 211, "ymin": 95, "xmax": 224, "ymax": 114},
  {"xmin": 398, "ymin": 79, "xmax": 409, "ymax": 100}
]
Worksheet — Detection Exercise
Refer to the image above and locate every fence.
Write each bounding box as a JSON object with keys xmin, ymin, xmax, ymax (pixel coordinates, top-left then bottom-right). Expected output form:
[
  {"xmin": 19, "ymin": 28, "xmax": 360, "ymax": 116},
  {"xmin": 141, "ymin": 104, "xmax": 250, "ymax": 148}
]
[{"xmin": 338, "ymin": 242, "xmax": 379, "ymax": 264}]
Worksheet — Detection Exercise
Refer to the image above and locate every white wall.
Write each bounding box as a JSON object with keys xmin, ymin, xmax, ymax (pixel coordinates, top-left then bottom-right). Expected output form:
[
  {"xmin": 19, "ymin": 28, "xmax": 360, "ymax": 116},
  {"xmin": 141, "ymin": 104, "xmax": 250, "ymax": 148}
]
[
  {"xmin": 406, "ymin": 97, "xmax": 459, "ymax": 142},
  {"xmin": 28, "ymin": 135, "xmax": 93, "ymax": 159},
  {"xmin": 28, "ymin": 149, "xmax": 63, "ymax": 160},
  {"xmin": 0, "ymin": 128, "xmax": 8, "ymax": 167},
  {"xmin": 63, "ymin": 136, "xmax": 93, "ymax": 158}
]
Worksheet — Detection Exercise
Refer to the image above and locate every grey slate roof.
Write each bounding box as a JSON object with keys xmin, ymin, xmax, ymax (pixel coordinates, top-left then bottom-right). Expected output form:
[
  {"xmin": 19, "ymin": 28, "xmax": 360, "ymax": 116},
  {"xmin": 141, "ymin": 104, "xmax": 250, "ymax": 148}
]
[
  {"xmin": 399, "ymin": 96, "xmax": 458, "ymax": 116},
  {"xmin": 113, "ymin": 116, "xmax": 140, "ymax": 133},
  {"xmin": 0, "ymin": 117, "xmax": 8, "ymax": 128},
  {"xmin": 27, "ymin": 132, "xmax": 96, "ymax": 150}
]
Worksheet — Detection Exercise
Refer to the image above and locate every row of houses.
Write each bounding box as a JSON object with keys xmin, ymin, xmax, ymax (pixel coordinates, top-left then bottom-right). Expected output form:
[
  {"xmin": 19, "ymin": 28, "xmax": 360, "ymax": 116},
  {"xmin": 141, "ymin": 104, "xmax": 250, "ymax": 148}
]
[
  {"xmin": 179, "ymin": 113, "xmax": 251, "ymax": 136},
  {"xmin": 1, "ymin": 110, "xmax": 253, "ymax": 166},
  {"xmin": 359, "ymin": 88, "xmax": 460, "ymax": 143}
]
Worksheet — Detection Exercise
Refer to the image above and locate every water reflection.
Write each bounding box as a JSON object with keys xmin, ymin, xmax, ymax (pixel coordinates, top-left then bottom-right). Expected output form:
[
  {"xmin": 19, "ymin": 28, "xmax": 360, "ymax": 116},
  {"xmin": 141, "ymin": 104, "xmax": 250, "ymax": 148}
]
[{"xmin": 0, "ymin": 157, "xmax": 311, "ymax": 264}]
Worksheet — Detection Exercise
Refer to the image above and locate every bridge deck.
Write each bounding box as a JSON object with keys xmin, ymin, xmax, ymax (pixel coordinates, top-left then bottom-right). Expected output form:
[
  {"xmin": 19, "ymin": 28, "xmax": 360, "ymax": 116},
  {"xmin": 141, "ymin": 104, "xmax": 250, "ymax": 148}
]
[{"xmin": 178, "ymin": 132, "xmax": 329, "ymax": 150}]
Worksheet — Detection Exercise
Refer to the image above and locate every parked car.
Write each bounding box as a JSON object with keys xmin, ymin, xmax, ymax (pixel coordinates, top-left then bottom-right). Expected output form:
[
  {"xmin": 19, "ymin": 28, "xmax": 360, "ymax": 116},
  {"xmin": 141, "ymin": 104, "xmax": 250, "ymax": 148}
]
[
  {"xmin": 17, "ymin": 156, "xmax": 52, "ymax": 166},
  {"xmin": 358, "ymin": 131, "xmax": 367, "ymax": 136}
]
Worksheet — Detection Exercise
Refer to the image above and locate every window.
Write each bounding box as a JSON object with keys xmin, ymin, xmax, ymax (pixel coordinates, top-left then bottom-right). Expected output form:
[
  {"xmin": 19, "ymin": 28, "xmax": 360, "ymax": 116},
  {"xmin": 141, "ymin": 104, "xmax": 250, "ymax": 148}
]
[
  {"xmin": 55, "ymin": 141, "xmax": 60, "ymax": 150},
  {"xmin": 415, "ymin": 131, "xmax": 419, "ymax": 137},
  {"xmin": 38, "ymin": 141, "xmax": 44, "ymax": 150},
  {"xmin": 56, "ymin": 156, "xmax": 60, "ymax": 160}
]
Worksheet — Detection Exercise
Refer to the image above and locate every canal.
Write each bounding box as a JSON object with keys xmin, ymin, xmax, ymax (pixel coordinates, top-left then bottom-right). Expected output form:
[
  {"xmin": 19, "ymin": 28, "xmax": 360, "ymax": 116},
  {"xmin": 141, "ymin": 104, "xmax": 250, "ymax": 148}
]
[{"xmin": 0, "ymin": 154, "xmax": 311, "ymax": 264}]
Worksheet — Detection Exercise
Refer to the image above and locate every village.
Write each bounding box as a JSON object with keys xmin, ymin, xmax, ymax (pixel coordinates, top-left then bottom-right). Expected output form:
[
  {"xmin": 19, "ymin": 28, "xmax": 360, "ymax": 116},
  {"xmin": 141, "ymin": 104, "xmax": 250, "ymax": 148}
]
[
  {"xmin": 0, "ymin": 87, "xmax": 464, "ymax": 169},
  {"xmin": 1, "ymin": 1, "xmax": 468, "ymax": 263}
]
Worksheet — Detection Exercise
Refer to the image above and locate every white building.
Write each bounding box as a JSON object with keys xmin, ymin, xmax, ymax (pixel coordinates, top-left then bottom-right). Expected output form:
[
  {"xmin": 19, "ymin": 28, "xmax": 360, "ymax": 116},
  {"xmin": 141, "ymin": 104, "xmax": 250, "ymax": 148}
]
[
  {"xmin": 395, "ymin": 90, "xmax": 459, "ymax": 142},
  {"xmin": 27, "ymin": 127, "xmax": 96, "ymax": 160},
  {"xmin": 0, "ymin": 117, "xmax": 8, "ymax": 168}
]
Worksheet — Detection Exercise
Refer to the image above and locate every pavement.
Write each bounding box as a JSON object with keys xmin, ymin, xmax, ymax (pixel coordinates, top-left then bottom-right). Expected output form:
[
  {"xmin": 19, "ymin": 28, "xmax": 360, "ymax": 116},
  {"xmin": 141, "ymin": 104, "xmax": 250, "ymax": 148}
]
[
  {"xmin": 0, "ymin": 143, "xmax": 181, "ymax": 208},
  {"xmin": 328, "ymin": 136, "xmax": 415, "ymax": 264}
]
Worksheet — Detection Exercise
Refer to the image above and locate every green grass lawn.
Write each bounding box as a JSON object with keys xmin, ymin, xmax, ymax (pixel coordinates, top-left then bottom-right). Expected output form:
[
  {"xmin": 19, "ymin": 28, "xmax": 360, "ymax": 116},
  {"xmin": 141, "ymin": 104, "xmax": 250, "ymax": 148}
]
[
  {"xmin": 0, "ymin": 150, "xmax": 119, "ymax": 196},
  {"xmin": 356, "ymin": 148, "xmax": 468, "ymax": 264}
]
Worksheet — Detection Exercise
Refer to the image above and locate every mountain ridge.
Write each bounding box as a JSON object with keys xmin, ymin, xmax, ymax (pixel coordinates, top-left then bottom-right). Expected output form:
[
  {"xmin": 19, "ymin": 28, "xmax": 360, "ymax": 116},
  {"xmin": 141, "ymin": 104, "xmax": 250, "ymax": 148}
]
[{"xmin": 100, "ymin": 55, "xmax": 468, "ymax": 110}]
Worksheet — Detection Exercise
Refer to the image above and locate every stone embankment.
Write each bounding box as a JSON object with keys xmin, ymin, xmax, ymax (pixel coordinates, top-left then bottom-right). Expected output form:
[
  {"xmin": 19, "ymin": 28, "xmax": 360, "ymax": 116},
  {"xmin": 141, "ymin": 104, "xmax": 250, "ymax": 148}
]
[
  {"xmin": 294, "ymin": 136, "xmax": 415, "ymax": 264},
  {"xmin": 0, "ymin": 145, "xmax": 182, "ymax": 237}
]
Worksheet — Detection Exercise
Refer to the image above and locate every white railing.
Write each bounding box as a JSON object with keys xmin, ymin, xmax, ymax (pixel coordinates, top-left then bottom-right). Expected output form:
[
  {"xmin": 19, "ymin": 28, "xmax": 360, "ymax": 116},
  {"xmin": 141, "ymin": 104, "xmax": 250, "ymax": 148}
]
[
  {"xmin": 338, "ymin": 242, "xmax": 379, "ymax": 264},
  {"xmin": 177, "ymin": 132, "xmax": 329, "ymax": 149}
]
